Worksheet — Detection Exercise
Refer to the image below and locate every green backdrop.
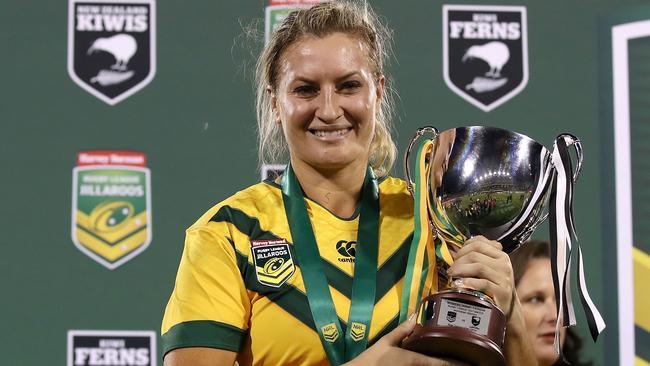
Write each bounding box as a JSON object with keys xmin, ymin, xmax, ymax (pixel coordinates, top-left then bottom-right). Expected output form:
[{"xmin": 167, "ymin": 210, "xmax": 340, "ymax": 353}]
[{"xmin": 2, "ymin": 0, "xmax": 649, "ymax": 364}]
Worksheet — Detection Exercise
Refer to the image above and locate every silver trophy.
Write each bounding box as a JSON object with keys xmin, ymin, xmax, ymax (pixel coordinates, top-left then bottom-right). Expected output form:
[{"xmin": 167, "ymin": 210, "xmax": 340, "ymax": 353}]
[{"xmin": 400, "ymin": 126, "xmax": 604, "ymax": 366}]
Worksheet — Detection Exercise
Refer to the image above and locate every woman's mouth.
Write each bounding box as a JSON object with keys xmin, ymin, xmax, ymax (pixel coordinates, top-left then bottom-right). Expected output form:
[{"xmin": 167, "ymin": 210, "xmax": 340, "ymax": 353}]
[
  {"xmin": 538, "ymin": 332, "xmax": 556, "ymax": 343},
  {"xmin": 309, "ymin": 127, "xmax": 352, "ymax": 138}
]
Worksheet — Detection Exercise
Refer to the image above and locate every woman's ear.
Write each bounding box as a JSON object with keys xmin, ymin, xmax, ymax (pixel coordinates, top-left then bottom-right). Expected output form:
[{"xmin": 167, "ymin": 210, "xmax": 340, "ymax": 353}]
[
  {"xmin": 268, "ymin": 86, "xmax": 281, "ymax": 126},
  {"xmin": 375, "ymin": 75, "xmax": 385, "ymax": 109}
]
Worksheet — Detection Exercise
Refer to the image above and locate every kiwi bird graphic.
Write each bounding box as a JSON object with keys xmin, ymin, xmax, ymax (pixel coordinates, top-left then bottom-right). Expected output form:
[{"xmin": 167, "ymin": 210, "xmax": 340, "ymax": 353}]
[
  {"xmin": 462, "ymin": 41, "xmax": 510, "ymax": 78},
  {"xmin": 87, "ymin": 34, "xmax": 137, "ymax": 71}
]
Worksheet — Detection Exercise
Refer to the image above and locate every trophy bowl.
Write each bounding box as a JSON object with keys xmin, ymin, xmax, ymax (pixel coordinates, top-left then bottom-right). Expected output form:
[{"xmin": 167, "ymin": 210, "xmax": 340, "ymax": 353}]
[{"xmin": 401, "ymin": 126, "xmax": 582, "ymax": 366}]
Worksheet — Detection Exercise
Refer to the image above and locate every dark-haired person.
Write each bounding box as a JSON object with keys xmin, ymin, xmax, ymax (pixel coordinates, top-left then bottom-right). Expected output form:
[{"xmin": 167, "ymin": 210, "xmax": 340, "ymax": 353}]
[
  {"xmin": 161, "ymin": 2, "xmax": 536, "ymax": 365},
  {"xmin": 510, "ymin": 240, "xmax": 592, "ymax": 366}
]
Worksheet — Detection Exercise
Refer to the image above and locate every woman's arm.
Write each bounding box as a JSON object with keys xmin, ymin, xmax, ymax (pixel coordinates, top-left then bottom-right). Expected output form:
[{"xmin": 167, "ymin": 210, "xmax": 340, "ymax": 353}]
[{"xmin": 164, "ymin": 347, "xmax": 238, "ymax": 366}]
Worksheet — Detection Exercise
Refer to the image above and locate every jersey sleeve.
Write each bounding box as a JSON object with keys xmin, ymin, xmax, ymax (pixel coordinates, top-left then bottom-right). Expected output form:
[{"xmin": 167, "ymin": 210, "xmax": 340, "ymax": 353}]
[{"xmin": 161, "ymin": 223, "xmax": 250, "ymax": 356}]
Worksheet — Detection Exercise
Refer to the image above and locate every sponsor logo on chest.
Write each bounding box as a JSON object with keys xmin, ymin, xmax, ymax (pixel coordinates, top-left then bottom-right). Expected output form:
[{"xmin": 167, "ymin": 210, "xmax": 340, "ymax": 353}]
[{"xmin": 336, "ymin": 240, "xmax": 356, "ymax": 263}]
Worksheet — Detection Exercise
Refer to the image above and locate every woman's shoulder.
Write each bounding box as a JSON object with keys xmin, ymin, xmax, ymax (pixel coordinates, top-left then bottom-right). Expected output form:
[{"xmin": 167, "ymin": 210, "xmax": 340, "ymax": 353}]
[
  {"xmin": 378, "ymin": 176, "xmax": 411, "ymax": 198},
  {"xmin": 378, "ymin": 175, "xmax": 413, "ymax": 213},
  {"xmin": 190, "ymin": 180, "xmax": 283, "ymax": 228}
]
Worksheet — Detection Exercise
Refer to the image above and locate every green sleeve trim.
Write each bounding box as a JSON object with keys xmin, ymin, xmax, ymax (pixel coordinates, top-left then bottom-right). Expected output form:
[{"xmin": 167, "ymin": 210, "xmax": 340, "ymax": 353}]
[{"xmin": 162, "ymin": 320, "xmax": 245, "ymax": 355}]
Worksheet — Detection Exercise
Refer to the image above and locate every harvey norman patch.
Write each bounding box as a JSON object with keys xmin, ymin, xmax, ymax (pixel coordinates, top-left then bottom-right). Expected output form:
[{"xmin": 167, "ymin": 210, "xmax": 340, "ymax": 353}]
[
  {"xmin": 251, "ymin": 239, "xmax": 295, "ymax": 287},
  {"xmin": 67, "ymin": 330, "xmax": 156, "ymax": 366},
  {"xmin": 72, "ymin": 151, "xmax": 152, "ymax": 269},
  {"xmin": 443, "ymin": 5, "xmax": 528, "ymax": 112},
  {"xmin": 68, "ymin": 0, "xmax": 156, "ymax": 105}
]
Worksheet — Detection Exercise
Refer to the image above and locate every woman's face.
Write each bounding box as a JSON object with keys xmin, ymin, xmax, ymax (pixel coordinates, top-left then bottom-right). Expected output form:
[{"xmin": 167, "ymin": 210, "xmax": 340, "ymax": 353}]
[
  {"xmin": 272, "ymin": 32, "xmax": 383, "ymax": 172},
  {"xmin": 517, "ymin": 258, "xmax": 566, "ymax": 366}
]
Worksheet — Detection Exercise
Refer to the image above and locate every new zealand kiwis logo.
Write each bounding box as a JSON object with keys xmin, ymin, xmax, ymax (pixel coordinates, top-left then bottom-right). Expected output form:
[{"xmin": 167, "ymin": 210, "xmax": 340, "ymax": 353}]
[{"xmin": 336, "ymin": 240, "xmax": 356, "ymax": 263}]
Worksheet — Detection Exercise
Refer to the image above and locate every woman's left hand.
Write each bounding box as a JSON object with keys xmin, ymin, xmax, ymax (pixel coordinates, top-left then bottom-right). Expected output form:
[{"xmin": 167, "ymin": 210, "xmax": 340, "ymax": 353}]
[{"xmin": 447, "ymin": 235, "xmax": 515, "ymax": 316}]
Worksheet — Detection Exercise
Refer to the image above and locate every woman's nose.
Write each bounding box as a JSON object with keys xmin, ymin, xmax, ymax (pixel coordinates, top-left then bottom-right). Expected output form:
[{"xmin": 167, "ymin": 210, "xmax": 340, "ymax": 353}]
[
  {"xmin": 315, "ymin": 87, "xmax": 342, "ymax": 122},
  {"xmin": 544, "ymin": 300, "xmax": 558, "ymax": 323}
]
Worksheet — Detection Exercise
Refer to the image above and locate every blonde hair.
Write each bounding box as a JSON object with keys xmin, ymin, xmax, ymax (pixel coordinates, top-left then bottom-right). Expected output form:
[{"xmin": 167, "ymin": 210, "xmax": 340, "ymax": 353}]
[{"xmin": 255, "ymin": 0, "xmax": 397, "ymax": 178}]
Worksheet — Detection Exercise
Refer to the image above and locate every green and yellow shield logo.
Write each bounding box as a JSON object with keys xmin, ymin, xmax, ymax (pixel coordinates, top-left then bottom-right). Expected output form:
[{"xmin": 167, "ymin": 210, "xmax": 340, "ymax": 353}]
[
  {"xmin": 349, "ymin": 322, "xmax": 367, "ymax": 342},
  {"xmin": 72, "ymin": 151, "xmax": 152, "ymax": 269},
  {"xmin": 320, "ymin": 323, "xmax": 340, "ymax": 343},
  {"xmin": 251, "ymin": 239, "xmax": 295, "ymax": 287}
]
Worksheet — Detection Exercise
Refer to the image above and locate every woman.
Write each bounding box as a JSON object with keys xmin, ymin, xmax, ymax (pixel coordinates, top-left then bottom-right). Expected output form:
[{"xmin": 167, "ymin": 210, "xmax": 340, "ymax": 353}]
[
  {"xmin": 510, "ymin": 240, "xmax": 592, "ymax": 366},
  {"xmin": 161, "ymin": 2, "xmax": 535, "ymax": 365}
]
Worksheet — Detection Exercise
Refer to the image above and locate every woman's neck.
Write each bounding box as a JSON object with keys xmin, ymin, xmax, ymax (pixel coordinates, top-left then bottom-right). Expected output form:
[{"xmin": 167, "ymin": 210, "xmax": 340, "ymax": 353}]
[{"xmin": 290, "ymin": 158, "xmax": 368, "ymax": 218}]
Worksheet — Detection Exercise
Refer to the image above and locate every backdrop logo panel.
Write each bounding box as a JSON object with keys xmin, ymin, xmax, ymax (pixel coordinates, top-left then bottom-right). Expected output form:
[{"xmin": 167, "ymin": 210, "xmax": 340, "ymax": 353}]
[
  {"xmin": 611, "ymin": 19, "xmax": 650, "ymax": 366},
  {"xmin": 443, "ymin": 5, "xmax": 528, "ymax": 112},
  {"xmin": 260, "ymin": 163, "xmax": 286, "ymax": 181},
  {"xmin": 67, "ymin": 0, "xmax": 156, "ymax": 105},
  {"xmin": 71, "ymin": 151, "xmax": 152, "ymax": 269},
  {"xmin": 67, "ymin": 330, "xmax": 156, "ymax": 366},
  {"xmin": 265, "ymin": 0, "xmax": 322, "ymax": 43}
]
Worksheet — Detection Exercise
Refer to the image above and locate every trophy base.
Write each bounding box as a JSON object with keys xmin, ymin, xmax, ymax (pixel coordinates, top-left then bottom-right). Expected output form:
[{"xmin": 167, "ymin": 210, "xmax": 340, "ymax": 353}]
[{"xmin": 402, "ymin": 290, "xmax": 506, "ymax": 366}]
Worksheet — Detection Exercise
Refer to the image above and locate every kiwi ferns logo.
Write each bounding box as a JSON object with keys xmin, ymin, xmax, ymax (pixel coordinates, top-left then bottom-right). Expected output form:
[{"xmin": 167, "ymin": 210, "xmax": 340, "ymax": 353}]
[
  {"xmin": 251, "ymin": 239, "xmax": 295, "ymax": 287},
  {"xmin": 443, "ymin": 5, "xmax": 528, "ymax": 112},
  {"xmin": 71, "ymin": 151, "xmax": 152, "ymax": 269},
  {"xmin": 67, "ymin": 330, "xmax": 156, "ymax": 366},
  {"xmin": 68, "ymin": 0, "xmax": 156, "ymax": 105}
]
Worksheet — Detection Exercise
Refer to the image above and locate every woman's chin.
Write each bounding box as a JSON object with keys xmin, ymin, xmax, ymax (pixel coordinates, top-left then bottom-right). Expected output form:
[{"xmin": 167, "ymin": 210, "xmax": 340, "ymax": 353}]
[{"xmin": 536, "ymin": 344, "xmax": 561, "ymax": 366}]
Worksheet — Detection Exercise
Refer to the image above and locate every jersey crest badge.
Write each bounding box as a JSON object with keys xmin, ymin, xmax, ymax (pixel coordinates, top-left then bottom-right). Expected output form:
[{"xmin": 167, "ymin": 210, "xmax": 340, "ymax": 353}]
[
  {"xmin": 67, "ymin": 0, "xmax": 156, "ymax": 105},
  {"xmin": 443, "ymin": 5, "xmax": 528, "ymax": 112},
  {"xmin": 251, "ymin": 239, "xmax": 295, "ymax": 287},
  {"xmin": 72, "ymin": 151, "xmax": 152, "ymax": 269}
]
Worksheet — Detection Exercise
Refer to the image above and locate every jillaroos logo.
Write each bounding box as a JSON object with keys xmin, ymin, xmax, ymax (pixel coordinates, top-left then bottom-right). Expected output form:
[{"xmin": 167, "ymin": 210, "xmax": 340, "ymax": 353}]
[
  {"xmin": 68, "ymin": 0, "xmax": 156, "ymax": 105},
  {"xmin": 251, "ymin": 239, "xmax": 295, "ymax": 287},
  {"xmin": 336, "ymin": 240, "xmax": 356, "ymax": 263},
  {"xmin": 71, "ymin": 151, "xmax": 152, "ymax": 269}
]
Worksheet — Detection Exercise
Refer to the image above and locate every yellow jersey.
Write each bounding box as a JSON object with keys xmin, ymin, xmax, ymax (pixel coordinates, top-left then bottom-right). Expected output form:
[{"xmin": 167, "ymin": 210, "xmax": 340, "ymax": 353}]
[{"xmin": 161, "ymin": 177, "xmax": 414, "ymax": 365}]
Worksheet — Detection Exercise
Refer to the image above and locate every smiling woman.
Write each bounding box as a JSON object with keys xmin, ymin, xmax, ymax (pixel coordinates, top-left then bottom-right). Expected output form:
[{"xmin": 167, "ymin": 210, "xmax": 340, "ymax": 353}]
[
  {"xmin": 270, "ymin": 32, "xmax": 383, "ymax": 217},
  {"xmin": 160, "ymin": 2, "xmax": 536, "ymax": 366}
]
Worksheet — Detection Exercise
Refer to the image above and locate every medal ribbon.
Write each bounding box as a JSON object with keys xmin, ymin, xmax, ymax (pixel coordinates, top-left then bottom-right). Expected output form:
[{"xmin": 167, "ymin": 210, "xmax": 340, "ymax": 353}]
[
  {"xmin": 281, "ymin": 164, "xmax": 379, "ymax": 365},
  {"xmin": 400, "ymin": 140, "xmax": 438, "ymax": 322}
]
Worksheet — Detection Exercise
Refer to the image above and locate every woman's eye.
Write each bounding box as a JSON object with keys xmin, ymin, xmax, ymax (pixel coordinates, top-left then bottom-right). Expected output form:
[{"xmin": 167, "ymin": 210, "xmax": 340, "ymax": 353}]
[
  {"xmin": 293, "ymin": 85, "xmax": 317, "ymax": 96},
  {"xmin": 525, "ymin": 295, "xmax": 544, "ymax": 305},
  {"xmin": 339, "ymin": 80, "xmax": 362, "ymax": 92}
]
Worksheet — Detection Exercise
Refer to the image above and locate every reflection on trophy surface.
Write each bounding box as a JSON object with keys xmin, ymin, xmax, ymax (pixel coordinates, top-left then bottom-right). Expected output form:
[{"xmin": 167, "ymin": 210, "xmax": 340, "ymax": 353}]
[
  {"xmin": 401, "ymin": 126, "xmax": 588, "ymax": 366},
  {"xmin": 430, "ymin": 126, "xmax": 554, "ymax": 253}
]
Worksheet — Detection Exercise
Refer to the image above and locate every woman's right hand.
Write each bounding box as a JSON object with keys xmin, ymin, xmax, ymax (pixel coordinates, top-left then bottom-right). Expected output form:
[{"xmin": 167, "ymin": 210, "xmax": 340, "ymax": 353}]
[{"xmin": 346, "ymin": 316, "xmax": 470, "ymax": 366}]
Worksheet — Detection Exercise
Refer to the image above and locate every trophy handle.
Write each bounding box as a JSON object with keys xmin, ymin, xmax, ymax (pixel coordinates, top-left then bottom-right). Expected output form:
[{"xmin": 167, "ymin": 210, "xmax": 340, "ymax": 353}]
[
  {"xmin": 556, "ymin": 133, "xmax": 583, "ymax": 183},
  {"xmin": 404, "ymin": 126, "xmax": 439, "ymax": 197}
]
